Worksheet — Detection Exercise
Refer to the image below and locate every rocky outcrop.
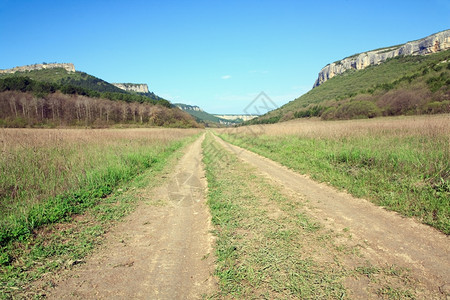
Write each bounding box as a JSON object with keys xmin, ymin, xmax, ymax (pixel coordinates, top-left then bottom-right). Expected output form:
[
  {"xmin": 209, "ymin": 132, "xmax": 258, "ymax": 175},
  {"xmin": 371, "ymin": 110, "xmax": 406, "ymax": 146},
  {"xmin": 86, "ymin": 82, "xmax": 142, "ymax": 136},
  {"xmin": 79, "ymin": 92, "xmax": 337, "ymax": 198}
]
[
  {"xmin": 314, "ymin": 29, "xmax": 450, "ymax": 87},
  {"xmin": 175, "ymin": 104, "xmax": 203, "ymax": 112},
  {"xmin": 111, "ymin": 83, "xmax": 149, "ymax": 93},
  {"xmin": 0, "ymin": 63, "xmax": 75, "ymax": 74}
]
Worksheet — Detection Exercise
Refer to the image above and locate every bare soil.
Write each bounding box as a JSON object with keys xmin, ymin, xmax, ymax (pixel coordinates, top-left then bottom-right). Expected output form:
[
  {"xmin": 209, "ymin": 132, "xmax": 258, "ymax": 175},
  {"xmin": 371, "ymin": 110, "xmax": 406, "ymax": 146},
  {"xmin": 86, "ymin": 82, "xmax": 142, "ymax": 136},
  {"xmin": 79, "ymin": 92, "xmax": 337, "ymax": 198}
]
[
  {"xmin": 213, "ymin": 134, "xmax": 450, "ymax": 299},
  {"xmin": 47, "ymin": 134, "xmax": 216, "ymax": 299}
]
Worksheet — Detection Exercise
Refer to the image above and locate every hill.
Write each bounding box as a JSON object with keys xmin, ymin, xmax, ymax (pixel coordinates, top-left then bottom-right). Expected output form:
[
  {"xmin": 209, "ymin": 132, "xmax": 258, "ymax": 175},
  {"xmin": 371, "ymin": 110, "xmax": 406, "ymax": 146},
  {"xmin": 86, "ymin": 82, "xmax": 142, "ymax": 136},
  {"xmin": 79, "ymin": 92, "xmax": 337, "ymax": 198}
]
[
  {"xmin": 175, "ymin": 103, "xmax": 241, "ymax": 126},
  {"xmin": 0, "ymin": 65, "xmax": 200, "ymax": 128},
  {"xmin": 314, "ymin": 29, "xmax": 449, "ymax": 87},
  {"xmin": 249, "ymin": 39, "xmax": 450, "ymax": 124},
  {"xmin": 0, "ymin": 66, "xmax": 124, "ymax": 93},
  {"xmin": 0, "ymin": 64, "xmax": 168, "ymax": 104}
]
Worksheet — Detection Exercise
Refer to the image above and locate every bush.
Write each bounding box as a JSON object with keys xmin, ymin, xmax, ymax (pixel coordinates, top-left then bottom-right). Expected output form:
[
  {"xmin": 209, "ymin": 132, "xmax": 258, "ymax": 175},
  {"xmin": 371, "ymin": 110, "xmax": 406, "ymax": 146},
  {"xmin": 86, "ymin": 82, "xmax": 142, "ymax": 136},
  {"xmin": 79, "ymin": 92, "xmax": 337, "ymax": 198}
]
[
  {"xmin": 294, "ymin": 105, "xmax": 323, "ymax": 118},
  {"xmin": 321, "ymin": 107, "xmax": 337, "ymax": 120},
  {"xmin": 423, "ymin": 100, "xmax": 450, "ymax": 114},
  {"xmin": 427, "ymin": 72, "xmax": 450, "ymax": 92},
  {"xmin": 333, "ymin": 101, "xmax": 380, "ymax": 119},
  {"xmin": 377, "ymin": 88, "xmax": 430, "ymax": 116}
]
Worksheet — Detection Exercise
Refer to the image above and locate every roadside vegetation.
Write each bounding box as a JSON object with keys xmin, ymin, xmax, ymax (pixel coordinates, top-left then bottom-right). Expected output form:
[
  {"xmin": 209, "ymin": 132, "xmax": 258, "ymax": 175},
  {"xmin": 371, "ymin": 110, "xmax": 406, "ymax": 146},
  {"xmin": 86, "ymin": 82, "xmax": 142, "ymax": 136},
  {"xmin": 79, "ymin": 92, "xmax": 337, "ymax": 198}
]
[
  {"xmin": 249, "ymin": 50, "xmax": 450, "ymax": 124},
  {"xmin": 218, "ymin": 115, "xmax": 450, "ymax": 234},
  {"xmin": 203, "ymin": 133, "xmax": 420, "ymax": 298},
  {"xmin": 0, "ymin": 128, "xmax": 200, "ymax": 298}
]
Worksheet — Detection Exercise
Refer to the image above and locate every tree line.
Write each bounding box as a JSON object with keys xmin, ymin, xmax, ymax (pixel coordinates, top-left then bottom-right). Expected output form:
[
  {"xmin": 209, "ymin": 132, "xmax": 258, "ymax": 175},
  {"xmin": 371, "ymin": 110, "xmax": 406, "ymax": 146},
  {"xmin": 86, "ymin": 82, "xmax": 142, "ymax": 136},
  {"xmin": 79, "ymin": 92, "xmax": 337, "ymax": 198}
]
[{"xmin": 0, "ymin": 90, "xmax": 200, "ymax": 128}]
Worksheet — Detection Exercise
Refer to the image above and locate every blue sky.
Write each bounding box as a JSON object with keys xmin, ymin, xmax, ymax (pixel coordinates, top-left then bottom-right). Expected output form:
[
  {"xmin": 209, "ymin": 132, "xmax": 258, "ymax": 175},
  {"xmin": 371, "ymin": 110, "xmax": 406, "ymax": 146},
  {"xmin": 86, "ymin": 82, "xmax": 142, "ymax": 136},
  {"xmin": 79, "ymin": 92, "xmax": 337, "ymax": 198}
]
[{"xmin": 1, "ymin": 0, "xmax": 449, "ymax": 114}]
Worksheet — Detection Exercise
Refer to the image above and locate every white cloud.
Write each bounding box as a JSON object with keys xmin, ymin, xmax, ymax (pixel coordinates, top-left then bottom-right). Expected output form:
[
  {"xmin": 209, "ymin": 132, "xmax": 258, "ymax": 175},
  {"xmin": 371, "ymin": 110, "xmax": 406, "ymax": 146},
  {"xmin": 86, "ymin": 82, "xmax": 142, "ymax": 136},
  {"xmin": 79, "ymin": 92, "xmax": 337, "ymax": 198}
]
[{"xmin": 221, "ymin": 75, "xmax": 231, "ymax": 80}]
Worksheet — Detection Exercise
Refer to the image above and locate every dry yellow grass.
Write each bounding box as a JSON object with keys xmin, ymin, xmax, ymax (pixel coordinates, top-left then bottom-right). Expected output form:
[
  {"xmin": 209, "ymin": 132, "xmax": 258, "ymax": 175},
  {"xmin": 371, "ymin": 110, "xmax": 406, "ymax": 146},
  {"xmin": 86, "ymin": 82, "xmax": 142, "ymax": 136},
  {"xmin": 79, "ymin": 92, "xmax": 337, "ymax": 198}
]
[
  {"xmin": 0, "ymin": 128, "xmax": 202, "ymax": 222},
  {"xmin": 219, "ymin": 114, "xmax": 450, "ymax": 139},
  {"xmin": 1, "ymin": 128, "xmax": 202, "ymax": 150}
]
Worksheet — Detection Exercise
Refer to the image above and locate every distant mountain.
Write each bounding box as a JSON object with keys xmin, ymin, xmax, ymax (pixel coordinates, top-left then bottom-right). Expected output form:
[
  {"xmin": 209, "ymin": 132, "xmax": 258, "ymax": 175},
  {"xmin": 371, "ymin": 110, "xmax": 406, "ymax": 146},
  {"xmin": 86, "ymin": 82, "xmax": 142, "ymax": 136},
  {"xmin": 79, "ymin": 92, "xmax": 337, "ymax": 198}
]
[
  {"xmin": 248, "ymin": 31, "xmax": 450, "ymax": 124},
  {"xmin": 175, "ymin": 103, "xmax": 242, "ymax": 126}
]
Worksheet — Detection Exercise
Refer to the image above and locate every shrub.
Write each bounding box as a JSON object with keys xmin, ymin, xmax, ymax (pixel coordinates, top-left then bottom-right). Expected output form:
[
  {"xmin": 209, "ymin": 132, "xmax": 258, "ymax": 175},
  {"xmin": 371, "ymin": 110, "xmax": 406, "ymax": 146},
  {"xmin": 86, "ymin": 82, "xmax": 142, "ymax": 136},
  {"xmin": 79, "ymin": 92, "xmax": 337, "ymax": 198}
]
[
  {"xmin": 377, "ymin": 88, "xmax": 430, "ymax": 116},
  {"xmin": 423, "ymin": 100, "xmax": 450, "ymax": 114},
  {"xmin": 294, "ymin": 105, "xmax": 324, "ymax": 118},
  {"xmin": 280, "ymin": 111, "xmax": 295, "ymax": 122},
  {"xmin": 426, "ymin": 72, "xmax": 450, "ymax": 92},
  {"xmin": 333, "ymin": 101, "xmax": 380, "ymax": 119},
  {"xmin": 320, "ymin": 107, "xmax": 337, "ymax": 120}
]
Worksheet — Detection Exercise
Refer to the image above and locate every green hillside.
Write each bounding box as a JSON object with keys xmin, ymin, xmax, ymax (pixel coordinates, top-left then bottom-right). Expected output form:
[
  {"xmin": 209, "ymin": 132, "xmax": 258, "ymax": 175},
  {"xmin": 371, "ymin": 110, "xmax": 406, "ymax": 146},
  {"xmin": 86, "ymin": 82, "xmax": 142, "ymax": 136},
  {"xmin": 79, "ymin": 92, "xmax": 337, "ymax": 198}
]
[
  {"xmin": 0, "ymin": 68, "xmax": 124, "ymax": 93},
  {"xmin": 249, "ymin": 49, "xmax": 450, "ymax": 124}
]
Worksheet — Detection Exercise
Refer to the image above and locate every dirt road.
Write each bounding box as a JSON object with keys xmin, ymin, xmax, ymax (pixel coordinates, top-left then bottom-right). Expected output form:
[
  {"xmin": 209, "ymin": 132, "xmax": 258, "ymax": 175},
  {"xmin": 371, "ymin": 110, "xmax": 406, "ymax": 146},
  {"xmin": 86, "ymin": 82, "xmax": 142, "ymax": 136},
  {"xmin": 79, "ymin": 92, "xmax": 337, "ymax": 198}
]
[
  {"xmin": 48, "ymin": 134, "xmax": 216, "ymax": 299},
  {"xmin": 213, "ymin": 134, "xmax": 450, "ymax": 297},
  {"xmin": 46, "ymin": 132, "xmax": 449, "ymax": 298}
]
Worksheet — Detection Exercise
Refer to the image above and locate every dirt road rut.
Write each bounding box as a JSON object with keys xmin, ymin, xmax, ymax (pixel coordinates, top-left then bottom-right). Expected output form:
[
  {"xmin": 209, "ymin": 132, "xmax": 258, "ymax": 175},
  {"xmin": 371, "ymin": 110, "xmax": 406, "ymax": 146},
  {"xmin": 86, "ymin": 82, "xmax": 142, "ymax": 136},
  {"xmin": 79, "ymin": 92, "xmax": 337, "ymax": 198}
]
[{"xmin": 49, "ymin": 134, "xmax": 216, "ymax": 299}]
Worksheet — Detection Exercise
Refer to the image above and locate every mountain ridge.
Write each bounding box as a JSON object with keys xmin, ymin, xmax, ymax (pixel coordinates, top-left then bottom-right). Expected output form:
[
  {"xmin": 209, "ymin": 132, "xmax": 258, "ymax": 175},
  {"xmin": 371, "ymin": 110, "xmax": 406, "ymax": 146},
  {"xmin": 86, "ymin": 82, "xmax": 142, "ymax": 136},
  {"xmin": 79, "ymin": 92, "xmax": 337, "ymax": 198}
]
[{"xmin": 246, "ymin": 45, "xmax": 449, "ymax": 124}]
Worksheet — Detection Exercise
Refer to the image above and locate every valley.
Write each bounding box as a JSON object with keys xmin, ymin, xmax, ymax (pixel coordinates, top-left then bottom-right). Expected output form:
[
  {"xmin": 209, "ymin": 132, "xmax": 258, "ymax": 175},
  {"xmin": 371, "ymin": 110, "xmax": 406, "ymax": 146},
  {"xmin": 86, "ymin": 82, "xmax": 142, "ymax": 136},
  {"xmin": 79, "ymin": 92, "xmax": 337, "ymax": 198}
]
[{"xmin": 1, "ymin": 27, "xmax": 449, "ymax": 299}]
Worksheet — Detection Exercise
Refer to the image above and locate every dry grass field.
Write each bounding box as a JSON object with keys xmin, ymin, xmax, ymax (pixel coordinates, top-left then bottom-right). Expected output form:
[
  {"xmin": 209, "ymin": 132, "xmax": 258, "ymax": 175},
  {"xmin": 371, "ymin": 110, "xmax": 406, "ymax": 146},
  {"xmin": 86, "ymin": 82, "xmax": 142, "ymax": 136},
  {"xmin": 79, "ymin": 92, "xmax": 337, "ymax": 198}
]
[
  {"xmin": 0, "ymin": 128, "xmax": 201, "ymax": 243},
  {"xmin": 223, "ymin": 114, "xmax": 450, "ymax": 139}
]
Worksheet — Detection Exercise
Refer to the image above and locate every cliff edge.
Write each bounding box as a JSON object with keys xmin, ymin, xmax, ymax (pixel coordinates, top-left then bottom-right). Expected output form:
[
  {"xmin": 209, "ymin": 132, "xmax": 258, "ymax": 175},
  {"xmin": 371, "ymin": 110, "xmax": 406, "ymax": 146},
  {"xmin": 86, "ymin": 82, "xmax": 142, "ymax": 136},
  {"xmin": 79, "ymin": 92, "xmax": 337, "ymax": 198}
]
[
  {"xmin": 111, "ymin": 83, "xmax": 149, "ymax": 94},
  {"xmin": 313, "ymin": 30, "xmax": 450, "ymax": 87},
  {"xmin": 0, "ymin": 63, "xmax": 75, "ymax": 74}
]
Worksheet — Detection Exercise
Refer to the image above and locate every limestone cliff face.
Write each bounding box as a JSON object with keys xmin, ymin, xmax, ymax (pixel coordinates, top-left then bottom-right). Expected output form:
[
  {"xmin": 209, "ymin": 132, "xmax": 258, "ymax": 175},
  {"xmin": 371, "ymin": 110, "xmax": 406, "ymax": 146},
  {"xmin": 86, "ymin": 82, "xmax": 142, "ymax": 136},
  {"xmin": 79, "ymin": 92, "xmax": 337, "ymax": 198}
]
[
  {"xmin": 314, "ymin": 30, "xmax": 450, "ymax": 87},
  {"xmin": 175, "ymin": 104, "xmax": 203, "ymax": 112},
  {"xmin": 112, "ymin": 83, "xmax": 149, "ymax": 93},
  {"xmin": 0, "ymin": 63, "xmax": 75, "ymax": 74}
]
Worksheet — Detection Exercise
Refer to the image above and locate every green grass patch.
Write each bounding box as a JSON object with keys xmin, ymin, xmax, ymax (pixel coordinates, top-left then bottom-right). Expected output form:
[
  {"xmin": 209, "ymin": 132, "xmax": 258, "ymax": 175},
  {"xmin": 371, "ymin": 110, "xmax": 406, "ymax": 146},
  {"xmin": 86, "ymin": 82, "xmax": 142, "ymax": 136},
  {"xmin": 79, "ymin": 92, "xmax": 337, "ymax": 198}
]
[{"xmin": 217, "ymin": 129, "xmax": 449, "ymax": 234}]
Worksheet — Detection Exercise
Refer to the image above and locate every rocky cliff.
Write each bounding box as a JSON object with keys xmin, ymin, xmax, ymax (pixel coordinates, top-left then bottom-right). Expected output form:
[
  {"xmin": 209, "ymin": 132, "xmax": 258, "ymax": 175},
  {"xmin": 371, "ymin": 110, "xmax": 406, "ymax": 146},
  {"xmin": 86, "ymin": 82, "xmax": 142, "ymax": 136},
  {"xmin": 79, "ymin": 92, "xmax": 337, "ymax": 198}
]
[
  {"xmin": 175, "ymin": 104, "xmax": 203, "ymax": 112},
  {"xmin": 313, "ymin": 29, "xmax": 450, "ymax": 87},
  {"xmin": 111, "ymin": 83, "xmax": 149, "ymax": 93},
  {"xmin": 0, "ymin": 63, "xmax": 75, "ymax": 74}
]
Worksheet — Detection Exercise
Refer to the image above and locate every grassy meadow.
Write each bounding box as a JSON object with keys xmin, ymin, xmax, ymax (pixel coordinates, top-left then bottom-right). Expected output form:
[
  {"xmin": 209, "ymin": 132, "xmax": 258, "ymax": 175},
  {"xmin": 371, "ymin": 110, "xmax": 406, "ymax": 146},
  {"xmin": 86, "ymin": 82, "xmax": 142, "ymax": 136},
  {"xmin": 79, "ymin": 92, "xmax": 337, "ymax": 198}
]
[
  {"xmin": 217, "ymin": 114, "xmax": 450, "ymax": 233},
  {"xmin": 0, "ymin": 128, "xmax": 200, "ymax": 297}
]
